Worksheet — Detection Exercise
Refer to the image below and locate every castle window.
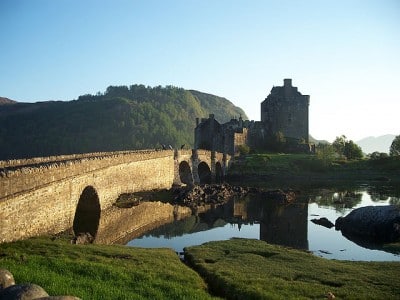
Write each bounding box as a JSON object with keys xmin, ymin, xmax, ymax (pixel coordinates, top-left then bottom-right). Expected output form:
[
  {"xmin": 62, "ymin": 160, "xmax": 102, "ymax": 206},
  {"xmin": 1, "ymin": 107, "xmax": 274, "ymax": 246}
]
[{"xmin": 288, "ymin": 113, "xmax": 292, "ymax": 123}]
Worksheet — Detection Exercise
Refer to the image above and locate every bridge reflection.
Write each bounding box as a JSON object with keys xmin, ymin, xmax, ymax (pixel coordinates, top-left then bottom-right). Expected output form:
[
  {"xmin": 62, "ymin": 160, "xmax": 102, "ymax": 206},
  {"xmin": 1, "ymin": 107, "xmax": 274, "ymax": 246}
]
[{"xmin": 111, "ymin": 194, "xmax": 309, "ymax": 250}]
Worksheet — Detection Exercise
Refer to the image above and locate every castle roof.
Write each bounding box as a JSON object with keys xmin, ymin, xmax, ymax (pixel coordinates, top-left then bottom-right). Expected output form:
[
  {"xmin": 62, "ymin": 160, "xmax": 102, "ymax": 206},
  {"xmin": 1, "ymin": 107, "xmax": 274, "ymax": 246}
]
[
  {"xmin": 263, "ymin": 79, "xmax": 309, "ymax": 104},
  {"xmin": 269, "ymin": 85, "xmax": 302, "ymax": 97}
]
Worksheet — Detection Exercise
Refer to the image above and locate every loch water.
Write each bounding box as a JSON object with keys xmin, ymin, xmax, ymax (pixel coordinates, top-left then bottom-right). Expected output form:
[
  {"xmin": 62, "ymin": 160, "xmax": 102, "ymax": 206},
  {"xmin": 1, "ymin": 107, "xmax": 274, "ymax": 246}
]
[{"xmin": 126, "ymin": 184, "xmax": 400, "ymax": 261}]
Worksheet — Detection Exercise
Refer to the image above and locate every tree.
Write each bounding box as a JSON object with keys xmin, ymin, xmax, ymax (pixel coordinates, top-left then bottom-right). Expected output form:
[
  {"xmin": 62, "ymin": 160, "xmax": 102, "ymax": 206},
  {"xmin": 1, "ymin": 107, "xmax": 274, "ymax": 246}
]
[
  {"xmin": 343, "ymin": 140, "xmax": 363, "ymax": 160},
  {"xmin": 332, "ymin": 135, "xmax": 363, "ymax": 160},
  {"xmin": 332, "ymin": 135, "xmax": 346, "ymax": 156},
  {"xmin": 316, "ymin": 143, "xmax": 336, "ymax": 166},
  {"xmin": 389, "ymin": 135, "xmax": 400, "ymax": 156},
  {"xmin": 369, "ymin": 152, "xmax": 389, "ymax": 160}
]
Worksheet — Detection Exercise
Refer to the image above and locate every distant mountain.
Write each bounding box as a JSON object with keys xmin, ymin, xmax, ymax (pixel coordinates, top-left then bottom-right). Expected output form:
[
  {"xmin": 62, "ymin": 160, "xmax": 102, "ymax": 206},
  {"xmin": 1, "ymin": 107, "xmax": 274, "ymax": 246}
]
[
  {"xmin": 0, "ymin": 85, "xmax": 247, "ymax": 160},
  {"xmin": 0, "ymin": 97, "xmax": 17, "ymax": 105},
  {"xmin": 309, "ymin": 135, "xmax": 329, "ymax": 145},
  {"xmin": 356, "ymin": 135, "xmax": 396, "ymax": 154}
]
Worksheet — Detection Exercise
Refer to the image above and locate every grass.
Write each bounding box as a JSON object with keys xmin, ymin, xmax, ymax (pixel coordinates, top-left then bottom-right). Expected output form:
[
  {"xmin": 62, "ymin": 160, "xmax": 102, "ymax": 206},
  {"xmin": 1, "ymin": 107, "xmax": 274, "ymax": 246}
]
[
  {"xmin": 0, "ymin": 237, "xmax": 216, "ymax": 299},
  {"xmin": 227, "ymin": 153, "xmax": 400, "ymax": 188},
  {"xmin": 230, "ymin": 153, "xmax": 331, "ymax": 177},
  {"xmin": 2, "ymin": 236, "xmax": 400, "ymax": 299},
  {"xmin": 184, "ymin": 238, "xmax": 400, "ymax": 300}
]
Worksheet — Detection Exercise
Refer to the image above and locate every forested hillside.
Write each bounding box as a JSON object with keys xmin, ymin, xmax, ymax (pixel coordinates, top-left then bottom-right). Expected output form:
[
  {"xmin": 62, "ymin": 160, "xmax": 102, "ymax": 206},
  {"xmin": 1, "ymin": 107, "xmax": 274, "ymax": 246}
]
[{"xmin": 0, "ymin": 85, "xmax": 247, "ymax": 160}]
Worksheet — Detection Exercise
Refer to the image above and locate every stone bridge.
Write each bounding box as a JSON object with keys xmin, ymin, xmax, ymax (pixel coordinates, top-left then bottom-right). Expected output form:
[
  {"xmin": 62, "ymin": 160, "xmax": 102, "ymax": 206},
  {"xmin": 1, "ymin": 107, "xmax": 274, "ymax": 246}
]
[{"xmin": 0, "ymin": 149, "xmax": 231, "ymax": 243}]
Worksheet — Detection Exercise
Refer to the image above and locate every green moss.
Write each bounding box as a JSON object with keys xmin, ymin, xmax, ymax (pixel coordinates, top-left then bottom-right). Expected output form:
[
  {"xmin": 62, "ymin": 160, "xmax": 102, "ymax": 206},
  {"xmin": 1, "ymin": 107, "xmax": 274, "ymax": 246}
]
[
  {"xmin": 185, "ymin": 238, "xmax": 400, "ymax": 299},
  {"xmin": 0, "ymin": 237, "xmax": 216, "ymax": 299},
  {"xmin": 2, "ymin": 237, "xmax": 400, "ymax": 299}
]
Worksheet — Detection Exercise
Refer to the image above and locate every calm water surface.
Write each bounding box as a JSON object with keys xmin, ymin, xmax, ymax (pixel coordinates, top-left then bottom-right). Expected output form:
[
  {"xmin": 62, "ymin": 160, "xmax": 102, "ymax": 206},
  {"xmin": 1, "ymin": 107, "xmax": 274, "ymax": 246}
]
[{"xmin": 127, "ymin": 184, "xmax": 400, "ymax": 261}]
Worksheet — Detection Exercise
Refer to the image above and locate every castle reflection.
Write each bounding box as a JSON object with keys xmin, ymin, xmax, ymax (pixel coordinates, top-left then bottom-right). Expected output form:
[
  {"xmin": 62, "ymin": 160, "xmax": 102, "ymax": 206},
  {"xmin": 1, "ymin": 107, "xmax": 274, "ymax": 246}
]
[
  {"xmin": 232, "ymin": 195, "xmax": 309, "ymax": 250},
  {"xmin": 125, "ymin": 194, "xmax": 309, "ymax": 251}
]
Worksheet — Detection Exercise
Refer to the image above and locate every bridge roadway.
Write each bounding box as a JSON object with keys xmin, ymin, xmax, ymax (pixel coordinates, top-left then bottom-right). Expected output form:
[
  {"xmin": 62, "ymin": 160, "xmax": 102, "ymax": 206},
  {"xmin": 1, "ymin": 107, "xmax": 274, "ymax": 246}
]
[{"xmin": 0, "ymin": 149, "xmax": 231, "ymax": 243}]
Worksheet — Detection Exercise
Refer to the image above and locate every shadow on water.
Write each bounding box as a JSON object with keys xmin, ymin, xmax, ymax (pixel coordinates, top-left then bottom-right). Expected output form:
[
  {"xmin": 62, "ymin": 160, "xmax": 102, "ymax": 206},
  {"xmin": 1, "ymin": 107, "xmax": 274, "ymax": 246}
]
[{"xmin": 339, "ymin": 230, "xmax": 400, "ymax": 255}]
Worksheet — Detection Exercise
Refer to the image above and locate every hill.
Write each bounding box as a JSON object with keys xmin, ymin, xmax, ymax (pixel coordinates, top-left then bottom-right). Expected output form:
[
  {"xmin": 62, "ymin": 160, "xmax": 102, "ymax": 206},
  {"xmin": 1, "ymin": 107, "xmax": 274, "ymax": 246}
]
[
  {"xmin": 309, "ymin": 135, "xmax": 329, "ymax": 145},
  {"xmin": 0, "ymin": 97, "xmax": 17, "ymax": 105},
  {"xmin": 189, "ymin": 90, "xmax": 244, "ymax": 120},
  {"xmin": 356, "ymin": 134, "xmax": 396, "ymax": 154},
  {"xmin": 0, "ymin": 85, "xmax": 247, "ymax": 160}
]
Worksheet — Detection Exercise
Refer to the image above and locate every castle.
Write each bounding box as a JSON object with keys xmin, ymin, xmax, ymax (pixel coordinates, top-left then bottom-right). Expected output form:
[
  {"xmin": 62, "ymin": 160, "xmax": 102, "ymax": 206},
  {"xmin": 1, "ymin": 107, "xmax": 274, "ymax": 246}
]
[{"xmin": 194, "ymin": 79, "xmax": 312, "ymax": 155}]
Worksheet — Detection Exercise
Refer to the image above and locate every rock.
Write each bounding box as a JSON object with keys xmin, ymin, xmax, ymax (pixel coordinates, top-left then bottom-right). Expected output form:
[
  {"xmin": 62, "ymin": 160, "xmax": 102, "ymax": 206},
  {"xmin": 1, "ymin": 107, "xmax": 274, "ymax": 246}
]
[
  {"xmin": 0, "ymin": 269, "xmax": 15, "ymax": 290},
  {"xmin": 0, "ymin": 283, "xmax": 48, "ymax": 299},
  {"xmin": 327, "ymin": 291, "xmax": 336, "ymax": 299},
  {"xmin": 311, "ymin": 217, "xmax": 334, "ymax": 229},
  {"xmin": 171, "ymin": 184, "xmax": 296, "ymax": 212},
  {"xmin": 262, "ymin": 190, "xmax": 296, "ymax": 204},
  {"xmin": 71, "ymin": 232, "xmax": 94, "ymax": 244},
  {"xmin": 335, "ymin": 205, "xmax": 400, "ymax": 243},
  {"xmin": 172, "ymin": 183, "xmax": 245, "ymax": 208}
]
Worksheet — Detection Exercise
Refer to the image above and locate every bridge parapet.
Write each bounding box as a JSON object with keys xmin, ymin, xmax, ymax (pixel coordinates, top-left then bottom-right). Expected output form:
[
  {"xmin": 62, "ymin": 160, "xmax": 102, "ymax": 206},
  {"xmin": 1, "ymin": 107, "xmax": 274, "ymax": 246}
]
[
  {"xmin": 0, "ymin": 150, "xmax": 174, "ymax": 200},
  {"xmin": 0, "ymin": 149, "xmax": 172, "ymax": 168}
]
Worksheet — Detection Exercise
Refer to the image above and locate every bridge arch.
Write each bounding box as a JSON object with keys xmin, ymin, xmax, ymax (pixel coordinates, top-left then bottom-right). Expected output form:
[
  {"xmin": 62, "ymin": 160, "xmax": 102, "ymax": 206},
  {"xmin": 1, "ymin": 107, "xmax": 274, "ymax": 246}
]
[
  {"xmin": 198, "ymin": 161, "xmax": 211, "ymax": 184},
  {"xmin": 73, "ymin": 186, "xmax": 101, "ymax": 240},
  {"xmin": 179, "ymin": 161, "xmax": 193, "ymax": 185}
]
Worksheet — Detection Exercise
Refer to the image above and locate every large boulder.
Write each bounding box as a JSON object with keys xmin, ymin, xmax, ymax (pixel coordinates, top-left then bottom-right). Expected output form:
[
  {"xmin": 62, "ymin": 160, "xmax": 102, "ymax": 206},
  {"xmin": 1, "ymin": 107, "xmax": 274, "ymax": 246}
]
[
  {"xmin": 0, "ymin": 283, "xmax": 48, "ymax": 299},
  {"xmin": 0, "ymin": 269, "xmax": 15, "ymax": 290},
  {"xmin": 335, "ymin": 205, "xmax": 400, "ymax": 243}
]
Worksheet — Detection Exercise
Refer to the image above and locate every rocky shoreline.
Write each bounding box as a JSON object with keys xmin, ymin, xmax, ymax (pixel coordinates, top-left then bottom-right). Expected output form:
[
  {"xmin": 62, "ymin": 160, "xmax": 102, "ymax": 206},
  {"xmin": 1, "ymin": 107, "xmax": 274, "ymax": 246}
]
[
  {"xmin": 118, "ymin": 183, "xmax": 297, "ymax": 214},
  {"xmin": 170, "ymin": 183, "xmax": 296, "ymax": 212}
]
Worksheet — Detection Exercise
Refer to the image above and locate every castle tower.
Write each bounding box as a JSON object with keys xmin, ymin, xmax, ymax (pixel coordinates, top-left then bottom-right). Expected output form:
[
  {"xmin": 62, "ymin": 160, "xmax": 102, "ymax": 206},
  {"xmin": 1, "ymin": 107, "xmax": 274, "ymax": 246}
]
[{"xmin": 261, "ymin": 79, "xmax": 309, "ymax": 143}]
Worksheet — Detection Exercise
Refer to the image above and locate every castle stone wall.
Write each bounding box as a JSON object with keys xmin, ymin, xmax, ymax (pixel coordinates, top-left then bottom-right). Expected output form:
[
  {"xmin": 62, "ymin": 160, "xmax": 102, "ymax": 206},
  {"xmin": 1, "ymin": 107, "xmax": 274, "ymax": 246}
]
[
  {"xmin": 195, "ymin": 79, "xmax": 311, "ymax": 154},
  {"xmin": 261, "ymin": 79, "xmax": 309, "ymax": 142}
]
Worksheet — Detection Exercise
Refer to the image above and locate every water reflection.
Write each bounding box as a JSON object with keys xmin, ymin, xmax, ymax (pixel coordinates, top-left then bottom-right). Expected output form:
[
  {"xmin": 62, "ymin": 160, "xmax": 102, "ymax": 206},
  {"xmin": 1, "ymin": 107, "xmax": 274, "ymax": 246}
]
[
  {"xmin": 309, "ymin": 186, "xmax": 400, "ymax": 210},
  {"xmin": 127, "ymin": 194, "xmax": 309, "ymax": 251},
  {"xmin": 126, "ymin": 185, "xmax": 400, "ymax": 261},
  {"xmin": 365, "ymin": 184, "xmax": 400, "ymax": 205},
  {"xmin": 310, "ymin": 190, "xmax": 363, "ymax": 212},
  {"xmin": 260, "ymin": 199, "xmax": 308, "ymax": 249}
]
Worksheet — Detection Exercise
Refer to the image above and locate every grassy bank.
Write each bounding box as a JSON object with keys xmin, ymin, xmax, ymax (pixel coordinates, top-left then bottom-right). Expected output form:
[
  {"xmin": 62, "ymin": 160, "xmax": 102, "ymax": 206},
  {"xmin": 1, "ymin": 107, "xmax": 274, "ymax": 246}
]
[
  {"xmin": 227, "ymin": 153, "xmax": 400, "ymax": 188},
  {"xmin": 0, "ymin": 237, "xmax": 216, "ymax": 299},
  {"xmin": 2, "ymin": 236, "xmax": 400, "ymax": 299},
  {"xmin": 185, "ymin": 238, "xmax": 400, "ymax": 299}
]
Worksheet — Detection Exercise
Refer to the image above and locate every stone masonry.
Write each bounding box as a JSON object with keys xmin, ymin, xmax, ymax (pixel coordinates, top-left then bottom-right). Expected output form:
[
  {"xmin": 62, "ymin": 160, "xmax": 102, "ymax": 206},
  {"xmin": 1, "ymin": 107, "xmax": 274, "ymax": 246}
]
[{"xmin": 0, "ymin": 149, "xmax": 230, "ymax": 243}]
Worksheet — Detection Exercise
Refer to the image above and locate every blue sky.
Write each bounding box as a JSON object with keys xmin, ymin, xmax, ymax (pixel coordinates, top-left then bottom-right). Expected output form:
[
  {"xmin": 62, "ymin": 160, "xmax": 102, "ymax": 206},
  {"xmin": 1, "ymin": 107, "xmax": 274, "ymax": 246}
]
[{"xmin": 1, "ymin": 0, "xmax": 399, "ymax": 142}]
